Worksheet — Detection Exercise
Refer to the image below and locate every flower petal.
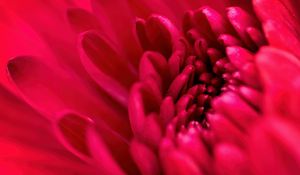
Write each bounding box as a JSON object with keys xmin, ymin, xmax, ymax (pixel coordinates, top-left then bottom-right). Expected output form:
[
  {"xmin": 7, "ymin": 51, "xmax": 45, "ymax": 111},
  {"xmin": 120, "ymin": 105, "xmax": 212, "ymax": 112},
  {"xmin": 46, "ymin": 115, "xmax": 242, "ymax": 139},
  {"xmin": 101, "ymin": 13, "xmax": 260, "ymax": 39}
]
[
  {"xmin": 88, "ymin": 127, "xmax": 139, "ymax": 175},
  {"xmin": 55, "ymin": 112, "xmax": 139, "ymax": 174},
  {"xmin": 139, "ymin": 51, "xmax": 170, "ymax": 93},
  {"xmin": 0, "ymin": 7, "xmax": 54, "ymax": 91},
  {"xmin": 214, "ymin": 143, "xmax": 252, "ymax": 175},
  {"xmin": 54, "ymin": 112, "xmax": 94, "ymax": 162},
  {"xmin": 67, "ymin": 8, "xmax": 102, "ymax": 33},
  {"xmin": 137, "ymin": 15, "xmax": 180, "ymax": 58},
  {"xmin": 160, "ymin": 139, "xmax": 203, "ymax": 175},
  {"xmin": 129, "ymin": 81, "xmax": 161, "ymax": 137},
  {"xmin": 7, "ymin": 56, "xmax": 131, "ymax": 141},
  {"xmin": 128, "ymin": 0, "xmax": 177, "ymax": 23},
  {"xmin": 212, "ymin": 92, "xmax": 260, "ymax": 130},
  {"xmin": 227, "ymin": 7, "xmax": 260, "ymax": 49},
  {"xmin": 263, "ymin": 20, "xmax": 300, "ymax": 58},
  {"xmin": 256, "ymin": 47, "xmax": 300, "ymax": 120},
  {"xmin": 177, "ymin": 128, "xmax": 212, "ymax": 173},
  {"xmin": 79, "ymin": 30, "xmax": 137, "ymax": 107},
  {"xmin": 249, "ymin": 117, "xmax": 300, "ymax": 175},
  {"xmin": 253, "ymin": 0, "xmax": 300, "ymax": 57},
  {"xmin": 91, "ymin": 0, "xmax": 142, "ymax": 67},
  {"xmin": 0, "ymin": 85, "xmax": 94, "ymax": 174},
  {"xmin": 208, "ymin": 113, "xmax": 246, "ymax": 146},
  {"xmin": 130, "ymin": 139, "xmax": 161, "ymax": 175}
]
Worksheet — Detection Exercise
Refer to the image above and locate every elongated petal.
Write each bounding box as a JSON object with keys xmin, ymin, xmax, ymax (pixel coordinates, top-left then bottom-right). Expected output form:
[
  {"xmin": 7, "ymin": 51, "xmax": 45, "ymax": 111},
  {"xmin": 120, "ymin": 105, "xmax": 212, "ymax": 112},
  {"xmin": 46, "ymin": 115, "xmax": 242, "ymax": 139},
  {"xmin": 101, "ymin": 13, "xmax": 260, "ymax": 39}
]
[
  {"xmin": 214, "ymin": 143, "xmax": 252, "ymax": 175},
  {"xmin": 129, "ymin": 81, "xmax": 161, "ymax": 137},
  {"xmin": 7, "ymin": 56, "xmax": 131, "ymax": 141},
  {"xmin": 0, "ymin": 85, "xmax": 94, "ymax": 174},
  {"xmin": 88, "ymin": 127, "xmax": 139, "ymax": 175},
  {"xmin": 54, "ymin": 112, "xmax": 94, "ymax": 162},
  {"xmin": 256, "ymin": 47, "xmax": 300, "ymax": 120},
  {"xmin": 67, "ymin": 8, "xmax": 102, "ymax": 33},
  {"xmin": 91, "ymin": 0, "xmax": 142, "ymax": 67},
  {"xmin": 253, "ymin": 0, "xmax": 300, "ymax": 57},
  {"xmin": 79, "ymin": 30, "xmax": 137, "ymax": 106},
  {"xmin": 249, "ymin": 117, "xmax": 300, "ymax": 175},
  {"xmin": 263, "ymin": 20, "xmax": 300, "ymax": 58},
  {"xmin": 208, "ymin": 113, "xmax": 246, "ymax": 146},
  {"xmin": 0, "ymin": 7, "xmax": 54, "ymax": 91},
  {"xmin": 138, "ymin": 15, "xmax": 180, "ymax": 58},
  {"xmin": 130, "ymin": 139, "xmax": 161, "ymax": 175},
  {"xmin": 212, "ymin": 92, "xmax": 259, "ymax": 130},
  {"xmin": 128, "ymin": 0, "xmax": 177, "ymax": 23},
  {"xmin": 160, "ymin": 149, "xmax": 203, "ymax": 175},
  {"xmin": 87, "ymin": 128, "xmax": 126, "ymax": 175}
]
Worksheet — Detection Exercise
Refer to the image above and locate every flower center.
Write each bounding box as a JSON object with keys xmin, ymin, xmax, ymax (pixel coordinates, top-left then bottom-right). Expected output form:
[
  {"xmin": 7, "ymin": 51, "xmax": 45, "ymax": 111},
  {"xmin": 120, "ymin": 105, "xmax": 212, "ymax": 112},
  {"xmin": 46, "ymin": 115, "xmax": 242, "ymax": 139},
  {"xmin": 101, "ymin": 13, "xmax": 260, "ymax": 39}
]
[
  {"xmin": 127, "ymin": 4, "xmax": 269, "ymax": 175},
  {"xmin": 131, "ymin": 6, "xmax": 266, "ymax": 145}
]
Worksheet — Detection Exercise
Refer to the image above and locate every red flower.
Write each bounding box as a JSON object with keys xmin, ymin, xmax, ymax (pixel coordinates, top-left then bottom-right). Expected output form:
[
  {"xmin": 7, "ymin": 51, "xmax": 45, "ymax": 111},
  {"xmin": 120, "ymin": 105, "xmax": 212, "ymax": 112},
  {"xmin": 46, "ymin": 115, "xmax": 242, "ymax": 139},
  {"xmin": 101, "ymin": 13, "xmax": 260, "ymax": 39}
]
[{"xmin": 1, "ymin": 0, "xmax": 300, "ymax": 174}]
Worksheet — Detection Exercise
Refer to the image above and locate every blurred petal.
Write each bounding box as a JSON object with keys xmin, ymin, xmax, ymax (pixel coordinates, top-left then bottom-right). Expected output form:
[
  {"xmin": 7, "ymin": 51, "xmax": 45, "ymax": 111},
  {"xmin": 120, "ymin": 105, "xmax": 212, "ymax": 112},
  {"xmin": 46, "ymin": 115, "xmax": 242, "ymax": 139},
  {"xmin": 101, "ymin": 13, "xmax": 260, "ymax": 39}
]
[
  {"xmin": 91, "ymin": 0, "xmax": 142, "ymax": 67},
  {"xmin": 249, "ymin": 117, "xmax": 300, "ymax": 175},
  {"xmin": 67, "ymin": 8, "xmax": 102, "ymax": 34},
  {"xmin": 7, "ymin": 56, "xmax": 131, "ymax": 141},
  {"xmin": 79, "ymin": 31, "xmax": 137, "ymax": 106},
  {"xmin": 0, "ymin": 85, "xmax": 95, "ymax": 174},
  {"xmin": 256, "ymin": 47, "xmax": 300, "ymax": 121},
  {"xmin": 88, "ymin": 127, "xmax": 139, "ymax": 175},
  {"xmin": 253, "ymin": 0, "xmax": 300, "ymax": 57}
]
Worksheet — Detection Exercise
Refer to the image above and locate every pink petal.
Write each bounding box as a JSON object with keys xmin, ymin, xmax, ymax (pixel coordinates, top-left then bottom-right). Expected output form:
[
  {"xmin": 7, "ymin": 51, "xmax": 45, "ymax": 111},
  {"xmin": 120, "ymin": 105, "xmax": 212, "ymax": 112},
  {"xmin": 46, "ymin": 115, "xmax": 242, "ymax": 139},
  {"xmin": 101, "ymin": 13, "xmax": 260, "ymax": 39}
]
[
  {"xmin": 88, "ymin": 127, "xmax": 139, "ymax": 175},
  {"xmin": 214, "ymin": 143, "xmax": 252, "ymax": 175},
  {"xmin": 212, "ymin": 92, "xmax": 260, "ymax": 130},
  {"xmin": 129, "ymin": 82, "xmax": 161, "ymax": 137},
  {"xmin": 262, "ymin": 20, "xmax": 300, "ymax": 58},
  {"xmin": 177, "ymin": 128, "xmax": 212, "ymax": 173},
  {"xmin": 7, "ymin": 56, "xmax": 131, "ymax": 140},
  {"xmin": 160, "ymin": 148, "xmax": 203, "ymax": 175},
  {"xmin": 130, "ymin": 139, "xmax": 161, "ymax": 175},
  {"xmin": 5, "ymin": 0, "xmax": 86, "ymax": 70},
  {"xmin": 246, "ymin": 27, "xmax": 267, "ymax": 47},
  {"xmin": 54, "ymin": 112, "xmax": 94, "ymax": 162},
  {"xmin": 139, "ymin": 113, "xmax": 163, "ymax": 148},
  {"xmin": 56, "ymin": 111, "xmax": 138, "ymax": 174},
  {"xmin": 0, "ymin": 7, "xmax": 54, "ymax": 92},
  {"xmin": 167, "ymin": 65, "xmax": 195, "ymax": 100},
  {"xmin": 91, "ymin": 0, "xmax": 142, "ymax": 67},
  {"xmin": 208, "ymin": 113, "xmax": 246, "ymax": 147},
  {"xmin": 160, "ymin": 96, "xmax": 176, "ymax": 126},
  {"xmin": 253, "ymin": 0, "xmax": 300, "ymax": 33},
  {"xmin": 168, "ymin": 49, "xmax": 186, "ymax": 79},
  {"xmin": 79, "ymin": 30, "xmax": 137, "ymax": 107},
  {"xmin": 67, "ymin": 8, "xmax": 102, "ymax": 33},
  {"xmin": 176, "ymin": 95, "xmax": 194, "ymax": 113},
  {"xmin": 218, "ymin": 34, "xmax": 243, "ymax": 47},
  {"xmin": 0, "ymin": 85, "xmax": 94, "ymax": 174},
  {"xmin": 127, "ymin": 0, "xmax": 180, "ymax": 25},
  {"xmin": 65, "ymin": 0, "xmax": 91, "ymax": 10},
  {"xmin": 226, "ymin": 46, "xmax": 261, "ymax": 89},
  {"xmin": 226, "ymin": 46, "xmax": 254, "ymax": 68},
  {"xmin": 193, "ymin": 9, "xmax": 217, "ymax": 45},
  {"xmin": 226, "ymin": 7, "xmax": 259, "ymax": 49},
  {"xmin": 249, "ymin": 117, "xmax": 300, "ymax": 175},
  {"xmin": 238, "ymin": 86, "xmax": 263, "ymax": 110},
  {"xmin": 139, "ymin": 15, "xmax": 180, "ymax": 58},
  {"xmin": 200, "ymin": 6, "xmax": 234, "ymax": 36},
  {"xmin": 256, "ymin": 47, "xmax": 300, "ymax": 120},
  {"xmin": 253, "ymin": 0, "xmax": 300, "ymax": 57},
  {"xmin": 139, "ymin": 51, "xmax": 170, "ymax": 93}
]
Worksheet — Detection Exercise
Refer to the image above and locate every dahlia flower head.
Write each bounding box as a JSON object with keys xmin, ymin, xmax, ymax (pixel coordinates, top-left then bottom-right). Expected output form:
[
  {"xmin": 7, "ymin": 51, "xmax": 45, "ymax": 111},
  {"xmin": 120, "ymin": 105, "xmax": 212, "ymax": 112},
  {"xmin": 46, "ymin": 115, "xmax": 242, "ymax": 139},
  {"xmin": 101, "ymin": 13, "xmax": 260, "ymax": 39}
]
[{"xmin": 1, "ymin": 0, "xmax": 300, "ymax": 174}]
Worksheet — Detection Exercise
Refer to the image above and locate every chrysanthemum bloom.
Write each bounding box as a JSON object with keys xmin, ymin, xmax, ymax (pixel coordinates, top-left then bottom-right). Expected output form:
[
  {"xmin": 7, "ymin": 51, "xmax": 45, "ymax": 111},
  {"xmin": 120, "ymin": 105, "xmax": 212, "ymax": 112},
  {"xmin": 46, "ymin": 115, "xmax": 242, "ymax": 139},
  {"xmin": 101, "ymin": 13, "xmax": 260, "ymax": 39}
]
[{"xmin": 1, "ymin": 0, "xmax": 300, "ymax": 174}]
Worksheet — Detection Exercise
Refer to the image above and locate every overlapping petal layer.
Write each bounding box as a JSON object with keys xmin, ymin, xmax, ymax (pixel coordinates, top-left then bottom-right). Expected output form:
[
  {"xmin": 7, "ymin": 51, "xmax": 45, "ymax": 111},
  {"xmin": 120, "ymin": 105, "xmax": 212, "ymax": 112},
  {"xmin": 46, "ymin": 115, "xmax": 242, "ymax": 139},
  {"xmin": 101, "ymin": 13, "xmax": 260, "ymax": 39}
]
[{"xmin": 1, "ymin": 0, "xmax": 300, "ymax": 175}]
